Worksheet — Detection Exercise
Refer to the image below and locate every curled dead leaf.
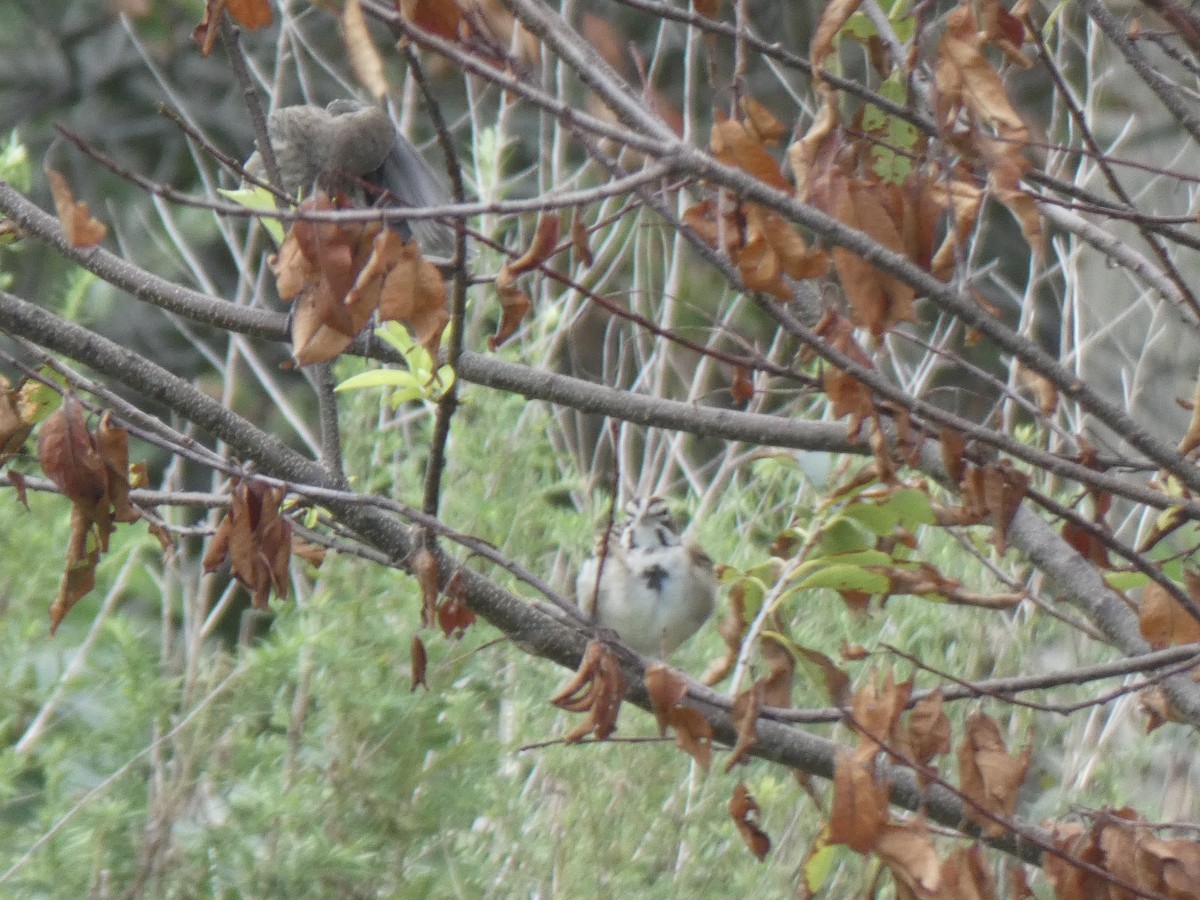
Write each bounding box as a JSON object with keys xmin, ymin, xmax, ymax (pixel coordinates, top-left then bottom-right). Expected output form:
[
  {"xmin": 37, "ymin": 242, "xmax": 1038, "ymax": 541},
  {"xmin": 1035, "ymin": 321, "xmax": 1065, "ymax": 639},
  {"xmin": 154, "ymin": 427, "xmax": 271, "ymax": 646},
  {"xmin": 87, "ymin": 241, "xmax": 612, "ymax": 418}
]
[
  {"xmin": 411, "ymin": 635, "xmax": 428, "ymax": 691},
  {"xmin": 729, "ymin": 782, "xmax": 771, "ymax": 860},
  {"xmin": 509, "ymin": 213, "xmax": 560, "ymax": 275},
  {"xmin": 412, "ymin": 545, "xmax": 440, "ymax": 628},
  {"xmin": 490, "ymin": 264, "xmax": 532, "ymax": 349},
  {"xmin": 46, "ymin": 169, "xmax": 107, "ymax": 248},
  {"xmin": 645, "ymin": 663, "xmax": 688, "ymax": 737},
  {"xmin": 550, "ymin": 640, "xmax": 627, "ymax": 742}
]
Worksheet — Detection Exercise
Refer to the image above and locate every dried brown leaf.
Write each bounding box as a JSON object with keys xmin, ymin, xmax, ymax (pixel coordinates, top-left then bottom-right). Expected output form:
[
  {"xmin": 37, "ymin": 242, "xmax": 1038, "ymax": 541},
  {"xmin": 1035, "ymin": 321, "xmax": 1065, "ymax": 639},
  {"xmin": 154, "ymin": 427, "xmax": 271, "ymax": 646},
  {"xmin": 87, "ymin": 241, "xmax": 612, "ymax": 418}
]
[
  {"xmin": 368, "ymin": 236, "xmax": 446, "ymax": 355},
  {"xmin": 935, "ymin": 6, "xmax": 1029, "ymax": 137},
  {"xmin": 8, "ymin": 470, "xmax": 29, "ymax": 509},
  {"xmin": 437, "ymin": 571, "xmax": 475, "ymax": 638},
  {"xmin": 411, "ymin": 634, "xmax": 428, "ymax": 691},
  {"xmin": 873, "ymin": 821, "xmax": 943, "ymax": 898},
  {"xmin": 811, "ymin": 0, "xmax": 865, "ymax": 77},
  {"xmin": 645, "ymin": 663, "xmax": 688, "ymax": 737},
  {"xmin": 509, "ymin": 213, "xmax": 560, "ymax": 275},
  {"xmin": 50, "ymin": 505, "xmax": 99, "ymax": 634},
  {"xmin": 760, "ymin": 634, "xmax": 797, "ymax": 708},
  {"xmin": 982, "ymin": 460, "xmax": 1028, "ymax": 552},
  {"xmin": 401, "ymin": 0, "xmax": 465, "ymax": 42},
  {"xmin": 832, "ymin": 178, "xmax": 917, "ymax": 334},
  {"xmin": 711, "ymin": 117, "xmax": 791, "ymax": 192},
  {"xmin": 794, "ymin": 644, "xmax": 851, "ymax": 707},
  {"xmin": 38, "ymin": 396, "xmax": 107, "ymax": 508},
  {"xmin": 46, "ymin": 169, "xmax": 107, "ymax": 248},
  {"xmin": 412, "ymin": 545, "xmax": 440, "ymax": 628},
  {"xmin": 829, "ymin": 749, "xmax": 889, "ymax": 852},
  {"xmin": 668, "ymin": 705, "xmax": 713, "ymax": 770},
  {"xmin": 550, "ymin": 640, "xmax": 626, "ymax": 742},
  {"xmin": 730, "ymin": 366, "xmax": 754, "ymax": 406},
  {"xmin": 956, "ymin": 712, "xmax": 1030, "ymax": 837},
  {"xmin": 850, "ymin": 668, "xmax": 912, "ymax": 759},
  {"xmin": 226, "ymin": 0, "xmax": 271, "ymax": 29},
  {"xmin": 740, "ymin": 96, "xmax": 787, "ymax": 145},
  {"xmin": 490, "ymin": 264, "xmax": 531, "ymax": 349},
  {"xmin": 728, "ymin": 782, "xmax": 771, "ymax": 860},
  {"xmin": 1139, "ymin": 580, "xmax": 1200, "ymax": 650}
]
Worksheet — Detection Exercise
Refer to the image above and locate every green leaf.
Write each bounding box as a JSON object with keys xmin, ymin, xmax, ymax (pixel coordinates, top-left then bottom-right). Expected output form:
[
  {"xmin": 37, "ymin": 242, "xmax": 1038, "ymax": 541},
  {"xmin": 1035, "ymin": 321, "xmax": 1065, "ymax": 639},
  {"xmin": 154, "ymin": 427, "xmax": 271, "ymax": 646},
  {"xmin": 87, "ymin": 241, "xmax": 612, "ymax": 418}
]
[
  {"xmin": 218, "ymin": 186, "xmax": 285, "ymax": 244},
  {"xmin": 1104, "ymin": 571, "xmax": 1150, "ymax": 592},
  {"xmin": 794, "ymin": 549, "xmax": 894, "ymax": 576},
  {"xmin": 842, "ymin": 503, "xmax": 897, "ymax": 536},
  {"xmin": 816, "ymin": 517, "xmax": 872, "ymax": 554},
  {"xmin": 888, "ymin": 487, "xmax": 936, "ymax": 527},
  {"xmin": 793, "ymin": 563, "xmax": 890, "ymax": 594},
  {"xmin": 803, "ymin": 830, "xmax": 843, "ymax": 893},
  {"xmin": 336, "ymin": 369, "xmax": 424, "ymax": 392}
]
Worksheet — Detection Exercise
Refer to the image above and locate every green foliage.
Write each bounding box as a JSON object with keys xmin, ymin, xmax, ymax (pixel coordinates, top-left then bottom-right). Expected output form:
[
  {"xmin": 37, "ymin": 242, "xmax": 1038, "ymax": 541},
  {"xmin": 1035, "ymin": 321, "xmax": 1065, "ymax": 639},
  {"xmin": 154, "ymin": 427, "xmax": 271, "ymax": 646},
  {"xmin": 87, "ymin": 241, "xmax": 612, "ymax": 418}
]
[{"xmin": 336, "ymin": 321, "xmax": 456, "ymax": 406}]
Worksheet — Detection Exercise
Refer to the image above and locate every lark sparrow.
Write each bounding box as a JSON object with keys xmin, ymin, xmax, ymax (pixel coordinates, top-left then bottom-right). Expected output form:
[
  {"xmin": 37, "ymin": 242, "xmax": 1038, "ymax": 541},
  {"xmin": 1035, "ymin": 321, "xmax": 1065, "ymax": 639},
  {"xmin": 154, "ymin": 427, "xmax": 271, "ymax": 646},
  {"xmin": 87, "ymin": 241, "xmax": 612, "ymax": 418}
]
[{"xmin": 576, "ymin": 497, "xmax": 717, "ymax": 657}]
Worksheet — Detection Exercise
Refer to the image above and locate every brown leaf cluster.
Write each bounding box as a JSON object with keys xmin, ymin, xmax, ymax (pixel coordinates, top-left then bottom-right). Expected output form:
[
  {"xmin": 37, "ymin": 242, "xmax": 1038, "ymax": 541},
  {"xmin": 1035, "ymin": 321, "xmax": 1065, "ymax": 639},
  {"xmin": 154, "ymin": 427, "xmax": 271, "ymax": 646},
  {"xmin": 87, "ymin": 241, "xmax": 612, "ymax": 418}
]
[
  {"xmin": 794, "ymin": 0, "xmax": 1042, "ymax": 305},
  {"xmin": 821, "ymin": 672, "xmax": 1009, "ymax": 898},
  {"xmin": 550, "ymin": 640, "xmax": 627, "ymax": 743},
  {"xmin": 829, "ymin": 670, "xmax": 952, "ymax": 854},
  {"xmin": 271, "ymin": 196, "xmax": 448, "ymax": 365},
  {"xmin": 956, "ymin": 712, "xmax": 1030, "ymax": 838},
  {"xmin": 935, "ymin": 5, "xmax": 1030, "ymax": 137},
  {"xmin": 645, "ymin": 663, "xmax": 714, "ymax": 770},
  {"xmin": 46, "ymin": 169, "xmax": 107, "ymax": 248},
  {"xmin": 202, "ymin": 478, "xmax": 299, "ymax": 610},
  {"xmin": 1046, "ymin": 808, "xmax": 1200, "ymax": 900},
  {"xmin": 934, "ymin": 3, "xmax": 1043, "ymax": 257},
  {"xmin": 934, "ymin": 453, "xmax": 1029, "ymax": 552},
  {"xmin": 690, "ymin": 111, "xmax": 834, "ymax": 299},
  {"xmin": 37, "ymin": 399, "xmax": 142, "ymax": 632},
  {"xmin": 809, "ymin": 171, "xmax": 918, "ymax": 335}
]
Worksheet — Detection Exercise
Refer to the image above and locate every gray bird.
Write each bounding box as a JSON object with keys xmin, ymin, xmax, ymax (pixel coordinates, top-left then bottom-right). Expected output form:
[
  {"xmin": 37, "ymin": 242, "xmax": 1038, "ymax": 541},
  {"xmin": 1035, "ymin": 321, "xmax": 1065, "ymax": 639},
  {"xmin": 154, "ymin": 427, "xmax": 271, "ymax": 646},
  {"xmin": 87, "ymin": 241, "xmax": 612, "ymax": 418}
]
[{"xmin": 244, "ymin": 99, "xmax": 459, "ymax": 262}]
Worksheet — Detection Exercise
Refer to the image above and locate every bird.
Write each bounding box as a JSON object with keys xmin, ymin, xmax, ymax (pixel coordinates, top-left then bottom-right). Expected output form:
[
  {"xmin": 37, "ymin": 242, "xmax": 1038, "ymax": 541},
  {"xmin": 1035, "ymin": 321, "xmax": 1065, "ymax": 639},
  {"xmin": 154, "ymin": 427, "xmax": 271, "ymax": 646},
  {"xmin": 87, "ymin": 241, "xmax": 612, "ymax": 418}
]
[
  {"xmin": 576, "ymin": 496, "xmax": 717, "ymax": 658},
  {"xmin": 242, "ymin": 99, "xmax": 459, "ymax": 261}
]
